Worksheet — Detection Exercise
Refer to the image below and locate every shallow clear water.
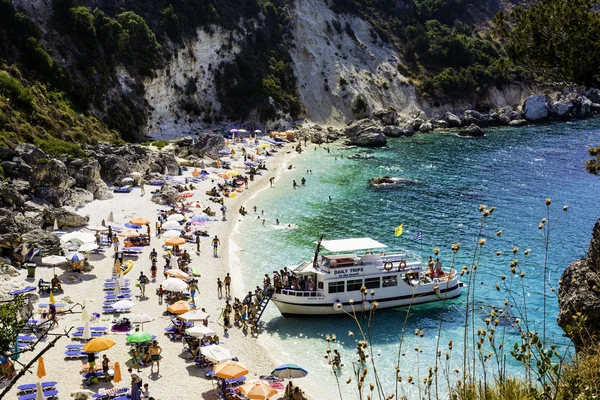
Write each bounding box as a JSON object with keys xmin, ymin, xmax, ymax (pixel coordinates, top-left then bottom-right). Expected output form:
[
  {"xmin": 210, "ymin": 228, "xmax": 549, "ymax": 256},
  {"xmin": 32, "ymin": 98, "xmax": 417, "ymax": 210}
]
[{"xmin": 231, "ymin": 121, "xmax": 600, "ymax": 398}]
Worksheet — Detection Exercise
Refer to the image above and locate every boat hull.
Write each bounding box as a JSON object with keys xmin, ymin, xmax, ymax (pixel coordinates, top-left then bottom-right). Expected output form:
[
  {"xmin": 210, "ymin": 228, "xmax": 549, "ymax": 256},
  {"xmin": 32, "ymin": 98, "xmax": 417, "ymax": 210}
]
[{"xmin": 272, "ymin": 282, "xmax": 462, "ymax": 316}]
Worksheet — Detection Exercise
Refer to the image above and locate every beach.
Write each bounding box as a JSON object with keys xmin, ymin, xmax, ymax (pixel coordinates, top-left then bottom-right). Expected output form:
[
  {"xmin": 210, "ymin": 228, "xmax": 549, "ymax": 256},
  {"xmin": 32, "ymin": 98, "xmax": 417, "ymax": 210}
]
[{"xmin": 3, "ymin": 139, "xmax": 313, "ymax": 400}]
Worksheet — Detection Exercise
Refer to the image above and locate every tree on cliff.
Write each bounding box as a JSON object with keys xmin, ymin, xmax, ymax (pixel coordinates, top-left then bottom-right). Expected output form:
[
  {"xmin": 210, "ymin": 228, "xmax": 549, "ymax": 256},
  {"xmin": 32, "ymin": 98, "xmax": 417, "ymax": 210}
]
[{"xmin": 493, "ymin": 0, "xmax": 600, "ymax": 87}]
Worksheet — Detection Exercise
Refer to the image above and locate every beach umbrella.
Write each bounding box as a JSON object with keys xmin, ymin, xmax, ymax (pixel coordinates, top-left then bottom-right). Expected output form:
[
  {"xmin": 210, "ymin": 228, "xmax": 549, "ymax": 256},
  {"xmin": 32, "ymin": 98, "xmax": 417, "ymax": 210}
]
[
  {"xmin": 129, "ymin": 218, "xmax": 149, "ymax": 226},
  {"xmin": 192, "ymin": 169, "xmax": 200, "ymax": 177},
  {"xmin": 239, "ymin": 380, "xmax": 277, "ymax": 400},
  {"xmin": 35, "ymin": 382, "xmax": 44, "ymax": 400},
  {"xmin": 237, "ymin": 129, "xmax": 247, "ymax": 133},
  {"xmin": 121, "ymin": 177, "xmax": 134, "ymax": 184},
  {"xmin": 164, "ymin": 237, "xmax": 185, "ymax": 246},
  {"xmin": 36, "ymin": 357, "xmax": 46, "ymax": 379},
  {"xmin": 254, "ymin": 130, "xmax": 262, "ymax": 133},
  {"xmin": 226, "ymin": 170, "xmax": 240, "ymax": 177},
  {"xmin": 87, "ymin": 225, "xmax": 108, "ymax": 232},
  {"xmin": 260, "ymin": 143, "xmax": 270, "ymax": 149},
  {"xmin": 271, "ymin": 364, "xmax": 308, "ymax": 379},
  {"xmin": 169, "ymin": 255, "xmax": 179, "ymax": 270},
  {"xmin": 130, "ymin": 313, "xmax": 154, "ymax": 329},
  {"xmin": 65, "ymin": 252, "xmax": 85, "ymax": 262},
  {"xmin": 165, "ymin": 269, "xmax": 189, "ymax": 280},
  {"xmin": 114, "ymin": 259, "xmax": 121, "ymax": 275},
  {"xmin": 162, "ymin": 230, "xmax": 181, "ymax": 238},
  {"xmin": 180, "ymin": 191, "xmax": 194, "ymax": 198},
  {"xmin": 112, "ymin": 300, "xmax": 134, "ymax": 310},
  {"xmin": 126, "ymin": 331, "xmax": 153, "ymax": 344},
  {"xmin": 200, "ymin": 344, "xmax": 231, "ymax": 363},
  {"xmin": 114, "ymin": 280, "xmax": 121, "ymax": 296},
  {"xmin": 162, "ymin": 278, "xmax": 187, "ymax": 292},
  {"xmin": 41, "ymin": 255, "xmax": 67, "ymax": 266},
  {"xmin": 53, "ymin": 219, "xmax": 58, "ymax": 231},
  {"xmin": 83, "ymin": 337, "xmax": 116, "ymax": 353},
  {"xmin": 49, "ymin": 291, "xmax": 56, "ymax": 305},
  {"xmin": 191, "ymin": 214, "xmax": 210, "ymax": 223},
  {"xmin": 162, "ymin": 221, "xmax": 183, "ymax": 230},
  {"xmin": 61, "ymin": 232, "xmax": 96, "ymax": 244},
  {"xmin": 118, "ymin": 230, "xmax": 140, "ymax": 238},
  {"xmin": 167, "ymin": 214, "xmax": 185, "ymax": 222},
  {"xmin": 108, "ymin": 211, "xmax": 114, "ymax": 223},
  {"xmin": 81, "ymin": 307, "xmax": 90, "ymax": 322},
  {"xmin": 113, "ymin": 362, "xmax": 122, "ymax": 383},
  {"xmin": 130, "ymin": 172, "xmax": 142, "ymax": 177},
  {"xmin": 124, "ymin": 222, "xmax": 142, "ymax": 229},
  {"xmin": 166, "ymin": 300, "xmax": 194, "ymax": 314},
  {"xmin": 179, "ymin": 310, "xmax": 210, "ymax": 321},
  {"xmin": 186, "ymin": 326, "xmax": 215, "ymax": 338},
  {"xmin": 213, "ymin": 361, "xmax": 248, "ymax": 380},
  {"xmin": 78, "ymin": 243, "xmax": 99, "ymax": 253},
  {"xmin": 82, "ymin": 321, "xmax": 92, "ymax": 340}
]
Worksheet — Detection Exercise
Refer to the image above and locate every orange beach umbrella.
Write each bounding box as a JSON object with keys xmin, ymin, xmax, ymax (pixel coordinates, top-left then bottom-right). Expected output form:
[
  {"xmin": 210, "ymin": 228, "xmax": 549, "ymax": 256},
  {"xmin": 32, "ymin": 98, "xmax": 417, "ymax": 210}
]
[
  {"xmin": 239, "ymin": 380, "xmax": 277, "ymax": 399},
  {"xmin": 113, "ymin": 362, "xmax": 122, "ymax": 383},
  {"xmin": 165, "ymin": 269, "xmax": 190, "ymax": 280},
  {"xmin": 82, "ymin": 337, "xmax": 116, "ymax": 353},
  {"xmin": 167, "ymin": 300, "xmax": 195, "ymax": 315},
  {"xmin": 164, "ymin": 237, "xmax": 185, "ymax": 246},
  {"xmin": 36, "ymin": 357, "xmax": 46, "ymax": 379},
  {"xmin": 129, "ymin": 218, "xmax": 149, "ymax": 225},
  {"xmin": 192, "ymin": 169, "xmax": 200, "ymax": 177},
  {"xmin": 213, "ymin": 360, "xmax": 249, "ymax": 380}
]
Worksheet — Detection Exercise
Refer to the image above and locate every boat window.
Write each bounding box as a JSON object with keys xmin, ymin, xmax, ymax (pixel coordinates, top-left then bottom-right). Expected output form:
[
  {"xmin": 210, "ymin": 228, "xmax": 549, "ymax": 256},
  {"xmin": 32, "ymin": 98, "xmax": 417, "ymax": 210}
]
[
  {"xmin": 382, "ymin": 275, "xmax": 398, "ymax": 287},
  {"xmin": 346, "ymin": 279, "xmax": 363, "ymax": 292},
  {"xmin": 318, "ymin": 282, "xmax": 324, "ymax": 289},
  {"xmin": 365, "ymin": 277, "xmax": 380, "ymax": 289},
  {"xmin": 328, "ymin": 281, "xmax": 345, "ymax": 294}
]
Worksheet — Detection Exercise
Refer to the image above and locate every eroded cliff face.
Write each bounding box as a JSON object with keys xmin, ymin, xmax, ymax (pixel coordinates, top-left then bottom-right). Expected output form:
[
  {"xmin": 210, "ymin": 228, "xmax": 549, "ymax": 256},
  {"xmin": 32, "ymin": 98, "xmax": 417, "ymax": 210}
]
[{"xmin": 144, "ymin": 27, "xmax": 245, "ymax": 138}]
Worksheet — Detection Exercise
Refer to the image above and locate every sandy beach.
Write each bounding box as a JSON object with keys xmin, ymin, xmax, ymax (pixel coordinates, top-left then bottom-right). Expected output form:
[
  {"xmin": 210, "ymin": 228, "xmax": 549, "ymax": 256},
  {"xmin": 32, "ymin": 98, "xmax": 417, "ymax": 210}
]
[{"xmin": 3, "ymin": 139, "xmax": 312, "ymax": 400}]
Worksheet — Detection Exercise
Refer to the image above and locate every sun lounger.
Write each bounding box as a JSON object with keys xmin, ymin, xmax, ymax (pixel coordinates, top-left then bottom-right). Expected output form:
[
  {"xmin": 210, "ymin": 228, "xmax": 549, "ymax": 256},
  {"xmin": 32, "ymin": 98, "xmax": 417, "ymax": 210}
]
[
  {"xmin": 92, "ymin": 387, "xmax": 128, "ymax": 399},
  {"xmin": 17, "ymin": 381, "xmax": 57, "ymax": 393},
  {"xmin": 72, "ymin": 331, "xmax": 106, "ymax": 339},
  {"xmin": 75, "ymin": 326, "xmax": 108, "ymax": 332},
  {"xmin": 65, "ymin": 350, "xmax": 87, "ymax": 358},
  {"xmin": 10, "ymin": 286, "xmax": 37, "ymax": 296},
  {"xmin": 17, "ymin": 335, "xmax": 36, "ymax": 342},
  {"xmin": 17, "ymin": 389, "xmax": 59, "ymax": 400},
  {"xmin": 37, "ymin": 303, "xmax": 67, "ymax": 308},
  {"xmin": 105, "ymin": 278, "xmax": 130, "ymax": 283},
  {"xmin": 113, "ymin": 187, "xmax": 132, "ymax": 193},
  {"xmin": 102, "ymin": 307, "xmax": 130, "ymax": 314},
  {"xmin": 65, "ymin": 344, "xmax": 84, "ymax": 349},
  {"xmin": 104, "ymin": 294, "xmax": 132, "ymax": 300}
]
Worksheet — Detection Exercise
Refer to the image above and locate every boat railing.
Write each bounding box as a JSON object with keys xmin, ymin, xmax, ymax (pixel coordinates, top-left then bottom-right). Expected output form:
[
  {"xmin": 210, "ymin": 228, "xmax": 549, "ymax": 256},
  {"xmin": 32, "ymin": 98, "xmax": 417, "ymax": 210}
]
[
  {"xmin": 432, "ymin": 269, "xmax": 458, "ymax": 283},
  {"xmin": 280, "ymin": 289, "xmax": 325, "ymax": 297}
]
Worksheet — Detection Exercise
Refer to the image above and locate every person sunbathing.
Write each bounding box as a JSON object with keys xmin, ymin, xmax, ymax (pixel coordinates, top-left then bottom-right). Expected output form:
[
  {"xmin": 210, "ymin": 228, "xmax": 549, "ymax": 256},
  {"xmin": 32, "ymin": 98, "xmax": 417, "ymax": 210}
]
[{"xmin": 50, "ymin": 275, "xmax": 62, "ymax": 291}]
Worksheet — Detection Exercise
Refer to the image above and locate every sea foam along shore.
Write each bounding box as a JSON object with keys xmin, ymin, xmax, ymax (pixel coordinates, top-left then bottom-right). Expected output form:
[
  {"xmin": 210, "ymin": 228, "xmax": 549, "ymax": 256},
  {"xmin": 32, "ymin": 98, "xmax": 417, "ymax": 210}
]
[{"xmin": 4, "ymin": 139, "xmax": 316, "ymax": 400}]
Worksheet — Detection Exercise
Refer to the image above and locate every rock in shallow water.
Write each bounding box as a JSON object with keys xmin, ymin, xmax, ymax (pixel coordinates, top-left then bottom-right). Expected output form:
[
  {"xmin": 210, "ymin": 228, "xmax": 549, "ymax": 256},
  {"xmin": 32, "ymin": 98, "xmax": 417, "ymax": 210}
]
[
  {"xmin": 457, "ymin": 124, "xmax": 484, "ymax": 137},
  {"xmin": 344, "ymin": 119, "xmax": 387, "ymax": 147}
]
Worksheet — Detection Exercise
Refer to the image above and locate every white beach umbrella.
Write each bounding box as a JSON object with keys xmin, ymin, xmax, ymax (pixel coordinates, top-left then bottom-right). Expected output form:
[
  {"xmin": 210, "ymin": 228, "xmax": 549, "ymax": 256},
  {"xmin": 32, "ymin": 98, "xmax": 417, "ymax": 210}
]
[
  {"xmin": 82, "ymin": 321, "xmax": 92, "ymax": 340},
  {"xmin": 179, "ymin": 310, "xmax": 210, "ymax": 322},
  {"xmin": 112, "ymin": 300, "xmax": 134, "ymax": 310},
  {"xmin": 87, "ymin": 225, "xmax": 108, "ymax": 232},
  {"xmin": 162, "ymin": 278, "xmax": 187, "ymax": 292},
  {"xmin": 53, "ymin": 218, "xmax": 59, "ymax": 231},
  {"xmin": 130, "ymin": 172, "xmax": 142, "ymax": 177},
  {"xmin": 41, "ymin": 255, "xmax": 67, "ymax": 266},
  {"xmin": 60, "ymin": 232, "xmax": 96, "ymax": 244},
  {"xmin": 35, "ymin": 382, "xmax": 44, "ymax": 400},
  {"xmin": 78, "ymin": 243, "xmax": 99, "ymax": 253},
  {"xmin": 114, "ymin": 280, "xmax": 121, "ymax": 296},
  {"xmin": 237, "ymin": 129, "xmax": 247, "ymax": 133},
  {"xmin": 200, "ymin": 344, "xmax": 232, "ymax": 363},
  {"xmin": 130, "ymin": 313, "xmax": 154, "ymax": 325},
  {"xmin": 161, "ymin": 221, "xmax": 183, "ymax": 230},
  {"xmin": 121, "ymin": 177, "xmax": 134, "ymax": 184},
  {"xmin": 169, "ymin": 255, "xmax": 179, "ymax": 270},
  {"xmin": 65, "ymin": 251, "xmax": 86, "ymax": 262},
  {"xmin": 186, "ymin": 325, "xmax": 216, "ymax": 337},
  {"xmin": 162, "ymin": 230, "xmax": 182, "ymax": 238},
  {"xmin": 254, "ymin": 130, "xmax": 262, "ymax": 133},
  {"xmin": 167, "ymin": 214, "xmax": 185, "ymax": 222},
  {"xmin": 108, "ymin": 211, "xmax": 114, "ymax": 223},
  {"xmin": 81, "ymin": 308, "xmax": 90, "ymax": 322}
]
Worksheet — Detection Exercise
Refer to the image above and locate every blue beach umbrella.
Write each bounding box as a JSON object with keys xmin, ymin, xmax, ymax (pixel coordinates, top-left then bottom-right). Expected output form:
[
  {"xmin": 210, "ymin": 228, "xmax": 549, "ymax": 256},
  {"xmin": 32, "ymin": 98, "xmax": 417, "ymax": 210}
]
[
  {"xmin": 124, "ymin": 223, "xmax": 142, "ymax": 229},
  {"xmin": 65, "ymin": 252, "xmax": 85, "ymax": 262},
  {"xmin": 271, "ymin": 364, "xmax": 308, "ymax": 379}
]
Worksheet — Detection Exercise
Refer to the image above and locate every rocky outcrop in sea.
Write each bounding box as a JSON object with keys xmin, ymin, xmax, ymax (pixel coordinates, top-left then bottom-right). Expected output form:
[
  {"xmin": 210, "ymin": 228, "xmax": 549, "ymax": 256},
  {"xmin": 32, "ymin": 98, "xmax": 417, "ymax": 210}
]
[{"xmin": 557, "ymin": 219, "xmax": 600, "ymax": 350}]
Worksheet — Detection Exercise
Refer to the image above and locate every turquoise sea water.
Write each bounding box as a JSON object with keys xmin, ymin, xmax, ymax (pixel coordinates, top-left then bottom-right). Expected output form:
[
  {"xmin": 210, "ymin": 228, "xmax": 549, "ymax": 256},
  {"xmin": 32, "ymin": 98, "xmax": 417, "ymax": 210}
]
[{"xmin": 231, "ymin": 120, "xmax": 600, "ymax": 398}]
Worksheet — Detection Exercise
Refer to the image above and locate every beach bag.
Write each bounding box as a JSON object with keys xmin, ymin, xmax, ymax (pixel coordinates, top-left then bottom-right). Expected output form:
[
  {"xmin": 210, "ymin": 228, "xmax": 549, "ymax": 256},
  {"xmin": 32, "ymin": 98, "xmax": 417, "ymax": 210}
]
[{"xmin": 134, "ymin": 281, "xmax": 139, "ymax": 287}]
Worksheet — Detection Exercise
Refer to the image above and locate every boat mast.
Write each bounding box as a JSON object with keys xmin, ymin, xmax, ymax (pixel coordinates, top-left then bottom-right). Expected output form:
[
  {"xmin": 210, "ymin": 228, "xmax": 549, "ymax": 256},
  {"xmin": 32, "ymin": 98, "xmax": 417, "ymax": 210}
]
[{"xmin": 312, "ymin": 235, "xmax": 324, "ymax": 268}]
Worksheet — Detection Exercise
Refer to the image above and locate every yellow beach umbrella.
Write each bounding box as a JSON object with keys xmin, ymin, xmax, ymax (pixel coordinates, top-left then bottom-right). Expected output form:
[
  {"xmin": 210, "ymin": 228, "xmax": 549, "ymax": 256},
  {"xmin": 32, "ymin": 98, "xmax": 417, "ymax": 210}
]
[
  {"xmin": 226, "ymin": 171, "xmax": 239, "ymax": 177},
  {"xmin": 239, "ymin": 380, "xmax": 277, "ymax": 399},
  {"xmin": 213, "ymin": 360, "xmax": 249, "ymax": 380},
  {"xmin": 36, "ymin": 357, "xmax": 46, "ymax": 379},
  {"xmin": 82, "ymin": 337, "xmax": 116, "ymax": 353},
  {"xmin": 164, "ymin": 237, "xmax": 185, "ymax": 247},
  {"xmin": 260, "ymin": 143, "xmax": 270, "ymax": 149},
  {"xmin": 113, "ymin": 362, "xmax": 122, "ymax": 383},
  {"xmin": 49, "ymin": 291, "xmax": 56, "ymax": 305}
]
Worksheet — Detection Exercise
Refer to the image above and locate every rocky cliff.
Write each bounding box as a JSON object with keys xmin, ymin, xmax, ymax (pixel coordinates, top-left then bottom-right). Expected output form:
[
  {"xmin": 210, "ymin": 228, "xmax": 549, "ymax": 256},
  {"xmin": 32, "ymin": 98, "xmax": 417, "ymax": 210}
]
[{"xmin": 558, "ymin": 219, "xmax": 600, "ymax": 350}]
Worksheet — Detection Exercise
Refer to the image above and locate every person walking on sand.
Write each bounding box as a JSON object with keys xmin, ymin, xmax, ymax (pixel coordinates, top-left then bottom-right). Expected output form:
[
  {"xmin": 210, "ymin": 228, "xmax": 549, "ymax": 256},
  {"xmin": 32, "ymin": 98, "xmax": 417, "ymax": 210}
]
[
  {"xmin": 269, "ymin": 177, "xmax": 274, "ymax": 187},
  {"xmin": 195, "ymin": 234, "xmax": 200, "ymax": 253},
  {"xmin": 148, "ymin": 340, "xmax": 162, "ymax": 373},
  {"xmin": 138, "ymin": 272, "xmax": 148, "ymax": 297},
  {"xmin": 157, "ymin": 284, "xmax": 164, "ymax": 304},
  {"xmin": 112, "ymin": 234, "xmax": 119, "ymax": 252},
  {"xmin": 140, "ymin": 182, "xmax": 145, "ymax": 195},
  {"xmin": 224, "ymin": 273, "xmax": 231, "ymax": 297},
  {"xmin": 212, "ymin": 235, "xmax": 220, "ymax": 257},
  {"xmin": 217, "ymin": 278, "xmax": 223, "ymax": 298}
]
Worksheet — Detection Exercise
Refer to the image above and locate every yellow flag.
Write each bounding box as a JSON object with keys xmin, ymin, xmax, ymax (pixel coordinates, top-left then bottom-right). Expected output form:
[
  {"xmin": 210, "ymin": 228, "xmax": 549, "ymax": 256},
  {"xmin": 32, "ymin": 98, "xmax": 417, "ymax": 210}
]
[
  {"xmin": 49, "ymin": 290, "xmax": 56, "ymax": 305},
  {"xmin": 394, "ymin": 224, "xmax": 403, "ymax": 237}
]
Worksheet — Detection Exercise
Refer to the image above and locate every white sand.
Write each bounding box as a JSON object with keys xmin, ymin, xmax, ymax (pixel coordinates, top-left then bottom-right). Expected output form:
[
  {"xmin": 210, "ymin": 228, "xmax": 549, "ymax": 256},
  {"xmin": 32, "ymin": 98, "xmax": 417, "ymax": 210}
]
[{"xmin": 3, "ymin": 140, "xmax": 314, "ymax": 400}]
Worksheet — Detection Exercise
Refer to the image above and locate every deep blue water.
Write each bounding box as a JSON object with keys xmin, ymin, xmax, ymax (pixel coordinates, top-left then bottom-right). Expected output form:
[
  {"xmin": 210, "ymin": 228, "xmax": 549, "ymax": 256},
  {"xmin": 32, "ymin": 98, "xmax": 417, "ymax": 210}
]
[{"xmin": 231, "ymin": 120, "xmax": 600, "ymax": 398}]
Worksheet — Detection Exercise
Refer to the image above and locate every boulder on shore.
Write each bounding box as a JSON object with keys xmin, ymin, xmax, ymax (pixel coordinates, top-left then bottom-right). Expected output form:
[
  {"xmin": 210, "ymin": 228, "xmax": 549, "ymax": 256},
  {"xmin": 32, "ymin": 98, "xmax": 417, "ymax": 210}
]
[
  {"xmin": 43, "ymin": 207, "xmax": 89, "ymax": 228},
  {"xmin": 344, "ymin": 119, "xmax": 387, "ymax": 147},
  {"xmin": 457, "ymin": 124, "xmax": 484, "ymax": 137},
  {"xmin": 522, "ymin": 94, "xmax": 549, "ymax": 121},
  {"xmin": 151, "ymin": 183, "xmax": 181, "ymax": 205},
  {"xmin": 558, "ymin": 219, "xmax": 600, "ymax": 350}
]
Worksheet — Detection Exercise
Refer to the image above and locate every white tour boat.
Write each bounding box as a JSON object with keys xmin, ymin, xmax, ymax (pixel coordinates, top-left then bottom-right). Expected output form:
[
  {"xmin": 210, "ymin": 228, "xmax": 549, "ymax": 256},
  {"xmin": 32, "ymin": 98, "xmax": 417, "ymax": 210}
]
[{"xmin": 271, "ymin": 237, "xmax": 462, "ymax": 316}]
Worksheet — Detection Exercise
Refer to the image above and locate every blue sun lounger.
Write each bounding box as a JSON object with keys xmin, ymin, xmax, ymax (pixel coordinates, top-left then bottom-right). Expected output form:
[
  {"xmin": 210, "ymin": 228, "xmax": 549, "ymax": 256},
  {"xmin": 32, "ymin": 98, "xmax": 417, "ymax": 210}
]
[
  {"xmin": 72, "ymin": 331, "xmax": 106, "ymax": 339},
  {"xmin": 17, "ymin": 335, "xmax": 36, "ymax": 342},
  {"xmin": 75, "ymin": 326, "xmax": 108, "ymax": 332},
  {"xmin": 17, "ymin": 389, "xmax": 58, "ymax": 400},
  {"xmin": 65, "ymin": 344, "xmax": 84, "ymax": 349},
  {"xmin": 10, "ymin": 286, "xmax": 37, "ymax": 296},
  {"xmin": 104, "ymin": 294, "xmax": 132, "ymax": 300},
  {"xmin": 17, "ymin": 381, "xmax": 57, "ymax": 393},
  {"xmin": 65, "ymin": 350, "xmax": 87, "ymax": 358}
]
